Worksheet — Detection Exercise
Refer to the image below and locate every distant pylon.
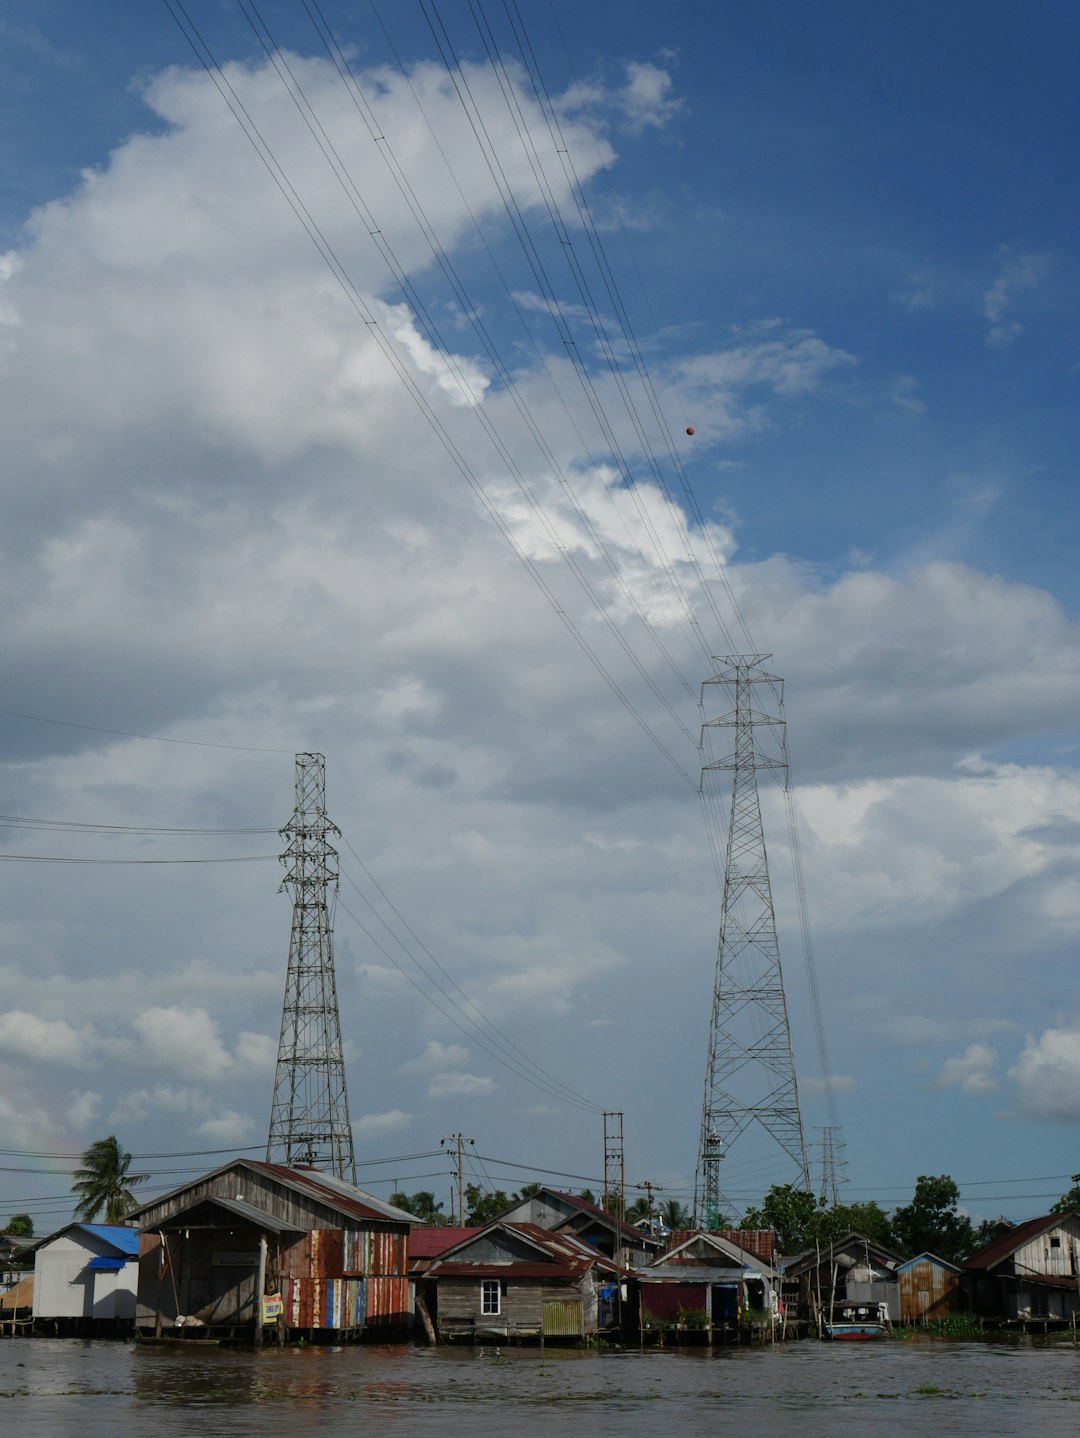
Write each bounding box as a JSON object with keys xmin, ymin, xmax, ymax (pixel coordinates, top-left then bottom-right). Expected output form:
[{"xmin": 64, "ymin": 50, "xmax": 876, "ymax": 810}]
[
  {"xmin": 817, "ymin": 1125, "xmax": 847, "ymax": 1207},
  {"xmin": 267, "ymin": 753, "xmax": 356, "ymax": 1183},
  {"xmin": 603, "ymin": 1111, "xmax": 625, "ymax": 1218},
  {"xmin": 694, "ymin": 656, "xmax": 810, "ymax": 1227}
]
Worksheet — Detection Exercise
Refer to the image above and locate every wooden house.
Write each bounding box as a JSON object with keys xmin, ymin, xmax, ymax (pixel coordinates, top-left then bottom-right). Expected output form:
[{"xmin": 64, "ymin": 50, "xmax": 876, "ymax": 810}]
[
  {"xmin": 129, "ymin": 1158, "xmax": 418, "ymax": 1341},
  {"xmin": 31, "ymin": 1223, "xmax": 139, "ymax": 1334},
  {"xmin": 423, "ymin": 1220, "xmax": 622, "ymax": 1342},
  {"xmin": 963, "ymin": 1212, "xmax": 1080, "ymax": 1321},
  {"xmin": 492, "ymin": 1188, "xmax": 664, "ymax": 1266},
  {"xmin": 896, "ymin": 1252, "xmax": 962, "ymax": 1323},
  {"xmin": 637, "ymin": 1230, "xmax": 781, "ymax": 1340},
  {"xmin": 781, "ymin": 1233, "xmax": 904, "ymax": 1323}
]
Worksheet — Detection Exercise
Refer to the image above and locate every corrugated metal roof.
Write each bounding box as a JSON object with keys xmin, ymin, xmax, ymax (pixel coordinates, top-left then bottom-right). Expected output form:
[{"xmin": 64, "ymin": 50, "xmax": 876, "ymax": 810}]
[
  {"xmin": 409, "ymin": 1227, "xmax": 483, "ymax": 1259},
  {"xmin": 896, "ymin": 1251, "xmax": 963, "ymax": 1274},
  {"xmin": 79, "ymin": 1224, "xmax": 140, "ymax": 1256},
  {"xmin": 153, "ymin": 1194, "xmax": 305, "ymax": 1234},
  {"xmin": 251, "ymin": 1163, "xmax": 421, "ymax": 1225},
  {"xmin": 963, "ymin": 1213, "xmax": 1070, "ymax": 1272},
  {"xmin": 432, "ymin": 1261, "xmax": 588, "ymax": 1280},
  {"xmin": 548, "ymin": 1191, "xmax": 662, "ymax": 1246},
  {"xmin": 427, "ymin": 1222, "xmax": 619, "ymax": 1279}
]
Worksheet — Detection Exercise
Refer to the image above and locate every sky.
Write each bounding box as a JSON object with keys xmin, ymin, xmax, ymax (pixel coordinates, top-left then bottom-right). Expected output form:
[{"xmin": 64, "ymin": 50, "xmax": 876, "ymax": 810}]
[{"xmin": 1, "ymin": 0, "xmax": 1079, "ymax": 1236}]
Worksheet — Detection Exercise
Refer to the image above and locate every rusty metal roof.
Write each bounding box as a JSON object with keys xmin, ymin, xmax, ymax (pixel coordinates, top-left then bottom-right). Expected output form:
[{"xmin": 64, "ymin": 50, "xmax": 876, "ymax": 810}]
[
  {"xmin": 427, "ymin": 1221, "xmax": 620, "ymax": 1279},
  {"xmin": 963, "ymin": 1213, "xmax": 1074, "ymax": 1271},
  {"xmin": 409, "ymin": 1226, "xmax": 483, "ymax": 1259}
]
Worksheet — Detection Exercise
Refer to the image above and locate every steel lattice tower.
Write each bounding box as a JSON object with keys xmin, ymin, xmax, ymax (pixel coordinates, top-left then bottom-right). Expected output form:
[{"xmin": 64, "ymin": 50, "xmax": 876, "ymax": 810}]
[
  {"xmin": 267, "ymin": 753, "xmax": 356, "ymax": 1183},
  {"xmin": 694, "ymin": 656, "xmax": 809, "ymax": 1226}
]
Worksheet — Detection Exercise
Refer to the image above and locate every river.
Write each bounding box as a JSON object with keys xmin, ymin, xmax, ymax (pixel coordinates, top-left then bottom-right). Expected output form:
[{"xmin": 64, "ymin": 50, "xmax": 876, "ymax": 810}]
[{"xmin": 2, "ymin": 1337, "xmax": 1078, "ymax": 1437}]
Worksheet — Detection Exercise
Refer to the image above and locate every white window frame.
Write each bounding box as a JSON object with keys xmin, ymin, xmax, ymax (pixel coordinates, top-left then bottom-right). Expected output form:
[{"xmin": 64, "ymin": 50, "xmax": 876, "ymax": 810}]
[{"xmin": 480, "ymin": 1278, "xmax": 501, "ymax": 1315}]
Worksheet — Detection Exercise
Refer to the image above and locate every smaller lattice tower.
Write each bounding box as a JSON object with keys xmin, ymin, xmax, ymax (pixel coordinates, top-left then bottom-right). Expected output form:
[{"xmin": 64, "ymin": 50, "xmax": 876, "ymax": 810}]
[
  {"xmin": 603, "ymin": 1111, "xmax": 626, "ymax": 1219},
  {"xmin": 817, "ymin": 1125, "xmax": 848, "ymax": 1207},
  {"xmin": 694, "ymin": 656, "xmax": 810, "ymax": 1227},
  {"xmin": 267, "ymin": 753, "xmax": 356, "ymax": 1183}
]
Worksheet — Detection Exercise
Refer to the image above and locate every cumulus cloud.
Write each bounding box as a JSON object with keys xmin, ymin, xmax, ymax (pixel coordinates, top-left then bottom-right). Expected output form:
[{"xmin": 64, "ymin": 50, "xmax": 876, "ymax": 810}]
[
  {"xmin": 935, "ymin": 1043, "xmax": 998, "ymax": 1094},
  {"xmin": 353, "ymin": 1109, "xmax": 412, "ymax": 1139},
  {"xmin": 0, "ymin": 1011, "xmax": 93, "ymax": 1066},
  {"xmin": 428, "ymin": 1072, "xmax": 495, "ymax": 1098},
  {"xmin": 1008, "ymin": 1028, "xmax": 1080, "ymax": 1120},
  {"xmin": 401, "ymin": 1040, "xmax": 470, "ymax": 1075},
  {"xmin": 130, "ymin": 1006, "xmax": 233, "ymax": 1083}
]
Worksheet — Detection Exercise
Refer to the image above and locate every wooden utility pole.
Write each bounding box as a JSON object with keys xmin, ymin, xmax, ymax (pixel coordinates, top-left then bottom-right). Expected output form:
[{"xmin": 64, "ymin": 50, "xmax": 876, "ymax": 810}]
[{"xmin": 441, "ymin": 1133, "xmax": 473, "ymax": 1225}]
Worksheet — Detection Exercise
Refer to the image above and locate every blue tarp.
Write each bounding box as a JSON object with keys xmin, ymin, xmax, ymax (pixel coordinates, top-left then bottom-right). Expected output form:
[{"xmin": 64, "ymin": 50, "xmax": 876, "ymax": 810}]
[{"xmin": 86, "ymin": 1255, "xmax": 128, "ymax": 1271}]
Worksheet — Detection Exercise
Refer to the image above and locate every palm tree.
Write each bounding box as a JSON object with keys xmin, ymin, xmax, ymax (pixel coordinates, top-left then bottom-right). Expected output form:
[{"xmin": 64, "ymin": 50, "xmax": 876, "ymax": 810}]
[
  {"xmin": 660, "ymin": 1199, "xmax": 692, "ymax": 1233},
  {"xmin": 71, "ymin": 1136, "xmax": 148, "ymax": 1223}
]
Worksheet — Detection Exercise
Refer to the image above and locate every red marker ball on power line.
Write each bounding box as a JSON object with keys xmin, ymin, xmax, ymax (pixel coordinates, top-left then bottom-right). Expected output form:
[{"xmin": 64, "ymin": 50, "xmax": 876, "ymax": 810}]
[{"xmin": 686, "ymin": 425, "xmax": 695, "ymax": 435}]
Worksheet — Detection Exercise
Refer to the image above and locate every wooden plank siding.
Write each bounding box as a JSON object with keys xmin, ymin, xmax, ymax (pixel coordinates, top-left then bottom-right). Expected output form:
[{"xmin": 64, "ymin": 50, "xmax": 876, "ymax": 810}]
[{"xmin": 897, "ymin": 1257, "xmax": 960, "ymax": 1322}]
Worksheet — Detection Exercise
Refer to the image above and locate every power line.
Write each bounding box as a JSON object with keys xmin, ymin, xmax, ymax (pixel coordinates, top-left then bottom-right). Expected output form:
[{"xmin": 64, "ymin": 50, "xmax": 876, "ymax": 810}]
[
  {"xmin": 0, "ymin": 853, "xmax": 275, "ymax": 865},
  {"xmin": 0, "ymin": 707, "xmax": 293, "ymax": 754},
  {"xmin": 0, "ymin": 814, "xmax": 277, "ymax": 835}
]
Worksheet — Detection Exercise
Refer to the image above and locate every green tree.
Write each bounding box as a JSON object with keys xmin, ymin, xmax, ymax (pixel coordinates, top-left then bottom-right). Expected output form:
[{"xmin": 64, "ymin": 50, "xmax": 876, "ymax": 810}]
[
  {"xmin": 624, "ymin": 1195, "xmax": 651, "ymax": 1225},
  {"xmin": 463, "ymin": 1184, "xmax": 513, "ymax": 1225},
  {"xmin": 740, "ymin": 1184, "xmax": 819, "ymax": 1253},
  {"xmin": 71, "ymin": 1136, "xmax": 148, "ymax": 1224},
  {"xmin": 971, "ymin": 1216, "xmax": 1013, "ymax": 1250},
  {"xmin": 578, "ymin": 1188, "xmax": 597, "ymax": 1205},
  {"xmin": 1050, "ymin": 1179, "xmax": 1080, "ymax": 1215},
  {"xmin": 808, "ymin": 1200, "xmax": 892, "ymax": 1249},
  {"xmin": 517, "ymin": 1182, "xmax": 542, "ymax": 1201},
  {"xmin": 5, "ymin": 1214, "xmax": 33, "ymax": 1237},
  {"xmin": 888, "ymin": 1174, "xmax": 974, "ymax": 1263},
  {"xmin": 390, "ymin": 1191, "xmax": 445, "ymax": 1224},
  {"xmin": 660, "ymin": 1199, "xmax": 692, "ymax": 1232}
]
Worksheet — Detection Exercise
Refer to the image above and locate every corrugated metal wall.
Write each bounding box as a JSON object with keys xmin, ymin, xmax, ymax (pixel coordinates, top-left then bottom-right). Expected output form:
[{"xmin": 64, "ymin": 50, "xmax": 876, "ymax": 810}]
[{"xmin": 898, "ymin": 1259, "xmax": 960, "ymax": 1322}]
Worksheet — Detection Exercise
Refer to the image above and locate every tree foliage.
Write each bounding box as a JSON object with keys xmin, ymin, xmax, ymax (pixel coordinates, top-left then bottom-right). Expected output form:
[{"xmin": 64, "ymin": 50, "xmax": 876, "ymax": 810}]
[
  {"xmin": 5, "ymin": 1213, "xmax": 33, "ymax": 1237},
  {"xmin": 390, "ymin": 1190, "xmax": 445, "ymax": 1224},
  {"xmin": 1050, "ymin": 1181, "xmax": 1080, "ymax": 1215},
  {"xmin": 888, "ymin": 1174, "xmax": 974, "ymax": 1263},
  {"xmin": 740, "ymin": 1184, "xmax": 819, "ymax": 1252},
  {"xmin": 660, "ymin": 1199, "xmax": 692, "ymax": 1232},
  {"xmin": 71, "ymin": 1135, "xmax": 148, "ymax": 1224},
  {"xmin": 464, "ymin": 1184, "xmax": 514, "ymax": 1225}
]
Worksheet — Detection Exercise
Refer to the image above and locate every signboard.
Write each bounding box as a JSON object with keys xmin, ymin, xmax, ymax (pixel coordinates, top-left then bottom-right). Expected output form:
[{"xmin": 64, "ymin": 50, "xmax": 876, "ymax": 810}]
[
  {"xmin": 211, "ymin": 1251, "xmax": 259, "ymax": 1267},
  {"xmin": 262, "ymin": 1293, "xmax": 284, "ymax": 1323}
]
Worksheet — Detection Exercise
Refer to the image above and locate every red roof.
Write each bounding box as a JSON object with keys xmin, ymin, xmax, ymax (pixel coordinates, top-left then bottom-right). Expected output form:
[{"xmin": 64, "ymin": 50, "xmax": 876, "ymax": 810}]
[
  {"xmin": 548, "ymin": 1191, "xmax": 660, "ymax": 1246},
  {"xmin": 963, "ymin": 1213, "xmax": 1069, "ymax": 1272},
  {"xmin": 428, "ymin": 1221, "xmax": 620, "ymax": 1279},
  {"xmin": 409, "ymin": 1227, "xmax": 482, "ymax": 1259}
]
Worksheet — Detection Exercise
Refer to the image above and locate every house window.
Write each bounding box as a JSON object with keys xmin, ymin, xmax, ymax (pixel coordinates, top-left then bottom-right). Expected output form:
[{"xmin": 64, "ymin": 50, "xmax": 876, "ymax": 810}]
[
  {"xmin": 481, "ymin": 1279, "xmax": 501, "ymax": 1316},
  {"xmin": 1050, "ymin": 1237, "xmax": 1061, "ymax": 1249}
]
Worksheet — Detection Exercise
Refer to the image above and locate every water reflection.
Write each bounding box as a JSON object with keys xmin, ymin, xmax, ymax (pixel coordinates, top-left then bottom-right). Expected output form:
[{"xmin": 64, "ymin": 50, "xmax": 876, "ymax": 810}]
[{"xmin": 1, "ymin": 1337, "xmax": 1078, "ymax": 1438}]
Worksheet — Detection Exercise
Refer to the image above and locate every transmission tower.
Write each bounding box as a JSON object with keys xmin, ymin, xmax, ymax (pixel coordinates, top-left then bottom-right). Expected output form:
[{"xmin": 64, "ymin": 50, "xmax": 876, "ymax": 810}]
[
  {"xmin": 817, "ymin": 1125, "xmax": 848, "ymax": 1207},
  {"xmin": 694, "ymin": 656, "xmax": 810, "ymax": 1227},
  {"xmin": 267, "ymin": 753, "xmax": 356, "ymax": 1183}
]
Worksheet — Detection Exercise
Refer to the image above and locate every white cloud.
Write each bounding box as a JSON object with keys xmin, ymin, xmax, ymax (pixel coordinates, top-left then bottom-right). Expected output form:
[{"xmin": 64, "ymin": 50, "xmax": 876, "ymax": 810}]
[
  {"xmin": 353, "ymin": 1109, "xmax": 412, "ymax": 1139},
  {"xmin": 801, "ymin": 1074, "xmax": 856, "ymax": 1097},
  {"xmin": 130, "ymin": 1006, "xmax": 232, "ymax": 1082},
  {"xmin": 983, "ymin": 248, "xmax": 1046, "ymax": 347},
  {"xmin": 617, "ymin": 62, "xmax": 683, "ymax": 133},
  {"xmin": 428, "ymin": 1072, "xmax": 495, "ymax": 1098},
  {"xmin": 401, "ymin": 1040, "xmax": 470, "ymax": 1075},
  {"xmin": 1008, "ymin": 1028, "xmax": 1080, "ymax": 1120},
  {"xmin": 935, "ymin": 1043, "xmax": 998, "ymax": 1094},
  {"xmin": 196, "ymin": 1110, "xmax": 255, "ymax": 1145},
  {"xmin": 65, "ymin": 1090, "xmax": 102, "ymax": 1128},
  {"xmin": 0, "ymin": 1010, "xmax": 92, "ymax": 1066}
]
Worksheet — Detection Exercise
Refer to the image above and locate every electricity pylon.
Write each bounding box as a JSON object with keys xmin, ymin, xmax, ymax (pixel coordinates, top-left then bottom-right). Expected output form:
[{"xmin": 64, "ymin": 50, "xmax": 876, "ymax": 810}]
[
  {"xmin": 694, "ymin": 656, "xmax": 809, "ymax": 1227},
  {"xmin": 267, "ymin": 753, "xmax": 356, "ymax": 1183}
]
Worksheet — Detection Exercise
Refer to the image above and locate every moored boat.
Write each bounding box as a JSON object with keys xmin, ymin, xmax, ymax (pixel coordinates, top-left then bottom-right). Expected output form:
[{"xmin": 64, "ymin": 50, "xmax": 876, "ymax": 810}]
[{"xmin": 822, "ymin": 1301, "xmax": 890, "ymax": 1340}]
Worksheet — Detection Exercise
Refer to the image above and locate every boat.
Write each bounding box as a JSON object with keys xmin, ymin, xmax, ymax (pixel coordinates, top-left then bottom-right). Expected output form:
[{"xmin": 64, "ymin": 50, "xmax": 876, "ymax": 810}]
[{"xmin": 822, "ymin": 1301, "xmax": 890, "ymax": 1341}]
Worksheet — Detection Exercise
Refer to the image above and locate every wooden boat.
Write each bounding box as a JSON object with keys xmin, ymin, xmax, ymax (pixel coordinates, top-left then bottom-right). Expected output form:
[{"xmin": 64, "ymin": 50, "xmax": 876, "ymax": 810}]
[{"xmin": 822, "ymin": 1301, "xmax": 890, "ymax": 1341}]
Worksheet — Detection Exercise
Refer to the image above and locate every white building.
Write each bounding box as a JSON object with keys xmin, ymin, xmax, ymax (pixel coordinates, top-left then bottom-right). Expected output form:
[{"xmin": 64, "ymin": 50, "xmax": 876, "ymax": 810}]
[{"xmin": 33, "ymin": 1223, "xmax": 139, "ymax": 1331}]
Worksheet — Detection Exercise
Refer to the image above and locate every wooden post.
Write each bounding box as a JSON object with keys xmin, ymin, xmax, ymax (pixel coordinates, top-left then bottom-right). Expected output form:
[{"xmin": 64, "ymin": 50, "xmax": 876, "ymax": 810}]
[{"xmin": 255, "ymin": 1235, "xmax": 268, "ymax": 1347}]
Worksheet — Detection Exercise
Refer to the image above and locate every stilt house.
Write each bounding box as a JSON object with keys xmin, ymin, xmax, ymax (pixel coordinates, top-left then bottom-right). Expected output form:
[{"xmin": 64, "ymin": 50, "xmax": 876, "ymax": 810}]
[
  {"xmin": 963, "ymin": 1211, "xmax": 1080, "ymax": 1320},
  {"xmin": 129, "ymin": 1158, "xmax": 418, "ymax": 1341}
]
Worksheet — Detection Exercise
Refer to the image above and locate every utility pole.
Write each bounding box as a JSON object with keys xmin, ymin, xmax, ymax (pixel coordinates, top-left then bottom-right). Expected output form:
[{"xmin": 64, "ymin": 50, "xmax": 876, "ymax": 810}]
[
  {"xmin": 441, "ymin": 1134, "xmax": 474, "ymax": 1225},
  {"xmin": 694, "ymin": 657, "xmax": 810, "ymax": 1227},
  {"xmin": 638, "ymin": 1179, "xmax": 663, "ymax": 1236},
  {"xmin": 266, "ymin": 753, "xmax": 356, "ymax": 1183},
  {"xmin": 603, "ymin": 1111, "xmax": 626, "ymax": 1218}
]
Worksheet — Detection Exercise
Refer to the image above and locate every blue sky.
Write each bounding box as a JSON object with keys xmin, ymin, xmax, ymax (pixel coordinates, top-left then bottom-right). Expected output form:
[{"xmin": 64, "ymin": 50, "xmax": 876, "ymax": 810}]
[{"xmin": 1, "ymin": 0, "xmax": 1079, "ymax": 1234}]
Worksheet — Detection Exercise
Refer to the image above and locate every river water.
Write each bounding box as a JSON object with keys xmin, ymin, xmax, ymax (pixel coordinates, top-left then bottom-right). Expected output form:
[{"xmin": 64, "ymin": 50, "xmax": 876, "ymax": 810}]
[{"xmin": 2, "ymin": 1337, "xmax": 1078, "ymax": 1437}]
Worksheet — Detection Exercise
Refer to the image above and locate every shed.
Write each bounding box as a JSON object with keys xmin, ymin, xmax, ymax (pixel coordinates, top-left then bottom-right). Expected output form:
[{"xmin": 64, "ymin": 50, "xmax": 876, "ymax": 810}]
[
  {"xmin": 896, "ymin": 1252, "xmax": 962, "ymax": 1322},
  {"xmin": 781, "ymin": 1233, "xmax": 903, "ymax": 1323},
  {"xmin": 32, "ymin": 1223, "xmax": 140, "ymax": 1333},
  {"xmin": 129, "ymin": 1158, "xmax": 418, "ymax": 1341},
  {"xmin": 424, "ymin": 1220, "xmax": 622, "ymax": 1342},
  {"xmin": 637, "ymin": 1230, "xmax": 781, "ymax": 1338},
  {"xmin": 963, "ymin": 1211, "xmax": 1080, "ymax": 1321}
]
